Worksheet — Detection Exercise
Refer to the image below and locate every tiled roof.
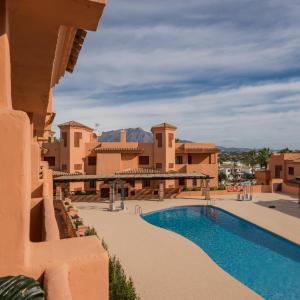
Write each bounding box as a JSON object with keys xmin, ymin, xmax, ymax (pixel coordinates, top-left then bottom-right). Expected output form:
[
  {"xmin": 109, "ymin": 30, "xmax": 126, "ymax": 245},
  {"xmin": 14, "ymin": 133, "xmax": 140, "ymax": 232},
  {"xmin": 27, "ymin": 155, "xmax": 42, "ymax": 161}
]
[
  {"xmin": 94, "ymin": 147, "xmax": 143, "ymax": 153},
  {"xmin": 57, "ymin": 121, "xmax": 93, "ymax": 131},
  {"xmin": 52, "ymin": 170, "xmax": 84, "ymax": 177},
  {"xmin": 115, "ymin": 168, "xmax": 177, "ymax": 175},
  {"xmin": 151, "ymin": 122, "xmax": 177, "ymax": 130}
]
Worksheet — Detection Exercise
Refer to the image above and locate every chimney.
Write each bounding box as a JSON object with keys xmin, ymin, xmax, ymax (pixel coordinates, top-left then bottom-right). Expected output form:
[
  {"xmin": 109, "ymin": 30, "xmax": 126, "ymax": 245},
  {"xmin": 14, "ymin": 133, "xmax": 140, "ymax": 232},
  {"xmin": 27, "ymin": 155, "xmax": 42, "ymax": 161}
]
[{"xmin": 120, "ymin": 129, "xmax": 126, "ymax": 144}]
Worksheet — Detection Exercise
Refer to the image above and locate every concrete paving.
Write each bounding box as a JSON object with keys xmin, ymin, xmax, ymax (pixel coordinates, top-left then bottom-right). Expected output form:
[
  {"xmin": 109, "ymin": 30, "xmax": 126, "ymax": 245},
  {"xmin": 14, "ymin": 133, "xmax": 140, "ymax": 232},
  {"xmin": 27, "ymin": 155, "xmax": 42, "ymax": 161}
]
[{"xmin": 75, "ymin": 193, "xmax": 300, "ymax": 300}]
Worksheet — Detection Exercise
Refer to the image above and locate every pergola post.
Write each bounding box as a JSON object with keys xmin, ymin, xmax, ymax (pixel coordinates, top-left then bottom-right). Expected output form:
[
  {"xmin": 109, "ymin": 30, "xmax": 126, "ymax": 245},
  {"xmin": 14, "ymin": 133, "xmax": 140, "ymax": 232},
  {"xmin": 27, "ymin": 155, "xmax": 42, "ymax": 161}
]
[
  {"xmin": 205, "ymin": 178, "xmax": 211, "ymax": 201},
  {"xmin": 120, "ymin": 180, "xmax": 125, "ymax": 210},
  {"xmin": 55, "ymin": 185, "xmax": 63, "ymax": 201},
  {"xmin": 159, "ymin": 181, "xmax": 164, "ymax": 201},
  {"xmin": 109, "ymin": 181, "xmax": 116, "ymax": 211}
]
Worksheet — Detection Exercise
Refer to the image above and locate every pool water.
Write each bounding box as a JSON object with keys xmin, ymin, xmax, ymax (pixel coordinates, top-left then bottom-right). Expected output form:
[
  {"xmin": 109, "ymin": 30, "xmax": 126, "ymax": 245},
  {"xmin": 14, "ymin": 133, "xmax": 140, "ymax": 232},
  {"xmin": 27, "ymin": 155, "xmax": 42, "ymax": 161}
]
[{"xmin": 142, "ymin": 206, "xmax": 300, "ymax": 300}]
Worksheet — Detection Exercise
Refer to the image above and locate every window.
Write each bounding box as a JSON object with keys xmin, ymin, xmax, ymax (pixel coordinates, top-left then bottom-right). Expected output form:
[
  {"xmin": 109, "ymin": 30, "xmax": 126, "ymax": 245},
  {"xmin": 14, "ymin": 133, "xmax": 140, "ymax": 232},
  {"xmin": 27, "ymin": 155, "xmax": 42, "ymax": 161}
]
[
  {"xmin": 169, "ymin": 163, "xmax": 174, "ymax": 169},
  {"xmin": 44, "ymin": 156, "xmax": 55, "ymax": 166},
  {"xmin": 176, "ymin": 156, "xmax": 183, "ymax": 164},
  {"xmin": 88, "ymin": 156, "xmax": 97, "ymax": 166},
  {"xmin": 288, "ymin": 167, "xmax": 295, "ymax": 176},
  {"xmin": 61, "ymin": 164, "xmax": 67, "ymax": 171},
  {"xmin": 139, "ymin": 156, "xmax": 149, "ymax": 165},
  {"xmin": 74, "ymin": 164, "xmax": 82, "ymax": 170},
  {"xmin": 90, "ymin": 180, "xmax": 96, "ymax": 189},
  {"xmin": 168, "ymin": 133, "xmax": 174, "ymax": 147},
  {"xmin": 188, "ymin": 155, "xmax": 192, "ymax": 164},
  {"xmin": 192, "ymin": 178, "xmax": 197, "ymax": 187},
  {"xmin": 156, "ymin": 163, "xmax": 162, "ymax": 169},
  {"xmin": 62, "ymin": 132, "xmax": 67, "ymax": 147},
  {"xmin": 127, "ymin": 180, "xmax": 135, "ymax": 187},
  {"xmin": 142, "ymin": 179, "xmax": 151, "ymax": 188},
  {"xmin": 156, "ymin": 133, "xmax": 162, "ymax": 148},
  {"xmin": 74, "ymin": 132, "xmax": 82, "ymax": 147},
  {"xmin": 179, "ymin": 178, "xmax": 185, "ymax": 186}
]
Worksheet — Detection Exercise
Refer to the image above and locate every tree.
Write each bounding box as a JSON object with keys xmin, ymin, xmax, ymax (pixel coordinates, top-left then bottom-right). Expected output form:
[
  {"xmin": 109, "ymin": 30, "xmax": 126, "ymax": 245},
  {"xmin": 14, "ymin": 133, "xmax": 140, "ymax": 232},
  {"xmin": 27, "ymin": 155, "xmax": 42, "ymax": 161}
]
[
  {"xmin": 218, "ymin": 172, "xmax": 227, "ymax": 183},
  {"xmin": 244, "ymin": 150, "xmax": 258, "ymax": 175},
  {"xmin": 257, "ymin": 148, "xmax": 272, "ymax": 169},
  {"xmin": 279, "ymin": 148, "xmax": 293, "ymax": 153}
]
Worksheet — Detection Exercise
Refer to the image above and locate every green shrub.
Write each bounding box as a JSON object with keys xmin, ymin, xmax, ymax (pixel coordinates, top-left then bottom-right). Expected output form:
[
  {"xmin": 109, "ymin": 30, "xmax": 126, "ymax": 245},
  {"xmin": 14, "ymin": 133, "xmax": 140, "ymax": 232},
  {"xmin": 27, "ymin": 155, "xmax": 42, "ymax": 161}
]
[
  {"xmin": 84, "ymin": 227, "xmax": 98, "ymax": 237},
  {"xmin": 101, "ymin": 239, "xmax": 139, "ymax": 300},
  {"xmin": 109, "ymin": 256, "xmax": 139, "ymax": 300},
  {"xmin": 74, "ymin": 219, "xmax": 83, "ymax": 228}
]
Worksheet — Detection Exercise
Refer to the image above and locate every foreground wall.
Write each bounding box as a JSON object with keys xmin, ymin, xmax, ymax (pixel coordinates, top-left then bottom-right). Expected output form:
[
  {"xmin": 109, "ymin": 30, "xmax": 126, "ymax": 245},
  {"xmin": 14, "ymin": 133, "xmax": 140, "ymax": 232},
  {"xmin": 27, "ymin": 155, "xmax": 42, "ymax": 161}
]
[{"xmin": 0, "ymin": 1, "xmax": 108, "ymax": 299}]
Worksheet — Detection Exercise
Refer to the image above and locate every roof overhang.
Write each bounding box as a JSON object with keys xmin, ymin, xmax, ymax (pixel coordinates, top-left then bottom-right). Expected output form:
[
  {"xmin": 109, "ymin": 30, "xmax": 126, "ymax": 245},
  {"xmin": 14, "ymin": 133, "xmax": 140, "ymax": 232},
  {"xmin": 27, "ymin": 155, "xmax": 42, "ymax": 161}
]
[
  {"xmin": 176, "ymin": 148, "xmax": 219, "ymax": 154},
  {"xmin": 54, "ymin": 172, "xmax": 212, "ymax": 183},
  {"xmin": 94, "ymin": 147, "xmax": 144, "ymax": 154},
  {"xmin": 7, "ymin": 0, "xmax": 105, "ymax": 136}
]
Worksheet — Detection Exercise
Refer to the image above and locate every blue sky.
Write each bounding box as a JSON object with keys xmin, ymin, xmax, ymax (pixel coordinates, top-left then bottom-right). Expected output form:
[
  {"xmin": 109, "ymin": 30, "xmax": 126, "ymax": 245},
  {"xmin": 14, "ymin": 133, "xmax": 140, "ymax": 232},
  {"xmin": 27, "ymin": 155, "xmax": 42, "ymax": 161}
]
[{"xmin": 53, "ymin": 0, "xmax": 300, "ymax": 148}]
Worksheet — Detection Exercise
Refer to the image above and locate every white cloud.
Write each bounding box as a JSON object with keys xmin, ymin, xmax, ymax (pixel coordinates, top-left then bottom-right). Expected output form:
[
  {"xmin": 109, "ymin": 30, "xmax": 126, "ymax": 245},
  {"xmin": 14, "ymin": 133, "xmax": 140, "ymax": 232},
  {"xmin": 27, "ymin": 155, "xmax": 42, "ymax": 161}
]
[{"xmin": 53, "ymin": 0, "xmax": 300, "ymax": 148}]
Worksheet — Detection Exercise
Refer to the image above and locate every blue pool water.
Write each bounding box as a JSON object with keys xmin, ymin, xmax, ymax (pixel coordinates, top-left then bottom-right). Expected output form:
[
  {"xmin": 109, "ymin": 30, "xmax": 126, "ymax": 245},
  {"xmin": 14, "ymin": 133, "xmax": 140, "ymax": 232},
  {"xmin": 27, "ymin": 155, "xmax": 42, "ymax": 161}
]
[{"xmin": 142, "ymin": 206, "xmax": 300, "ymax": 300}]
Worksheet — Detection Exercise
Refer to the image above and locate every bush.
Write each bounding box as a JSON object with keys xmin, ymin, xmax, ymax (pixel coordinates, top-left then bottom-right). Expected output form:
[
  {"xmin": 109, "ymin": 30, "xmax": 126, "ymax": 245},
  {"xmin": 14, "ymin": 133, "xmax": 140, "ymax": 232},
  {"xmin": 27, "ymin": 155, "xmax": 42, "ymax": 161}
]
[
  {"xmin": 74, "ymin": 219, "xmax": 83, "ymax": 228},
  {"xmin": 109, "ymin": 256, "xmax": 140, "ymax": 300},
  {"xmin": 101, "ymin": 240, "xmax": 139, "ymax": 300},
  {"xmin": 84, "ymin": 227, "xmax": 98, "ymax": 237}
]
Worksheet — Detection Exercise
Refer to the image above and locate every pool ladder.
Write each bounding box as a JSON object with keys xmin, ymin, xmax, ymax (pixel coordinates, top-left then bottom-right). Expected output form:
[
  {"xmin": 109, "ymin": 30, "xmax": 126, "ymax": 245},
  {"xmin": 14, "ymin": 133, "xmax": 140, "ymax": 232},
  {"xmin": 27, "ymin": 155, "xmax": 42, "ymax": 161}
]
[
  {"xmin": 206, "ymin": 197, "xmax": 215, "ymax": 206},
  {"xmin": 135, "ymin": 205, "xmax": 142, "ymax": 215}
]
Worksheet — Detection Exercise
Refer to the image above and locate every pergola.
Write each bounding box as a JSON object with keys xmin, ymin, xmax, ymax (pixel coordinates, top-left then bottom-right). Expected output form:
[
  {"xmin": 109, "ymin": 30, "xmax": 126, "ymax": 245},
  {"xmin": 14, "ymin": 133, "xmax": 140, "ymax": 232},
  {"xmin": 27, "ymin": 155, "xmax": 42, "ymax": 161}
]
[{"xmin": 54, "ymin": 172, "xmax": 213, "ymax": 209}]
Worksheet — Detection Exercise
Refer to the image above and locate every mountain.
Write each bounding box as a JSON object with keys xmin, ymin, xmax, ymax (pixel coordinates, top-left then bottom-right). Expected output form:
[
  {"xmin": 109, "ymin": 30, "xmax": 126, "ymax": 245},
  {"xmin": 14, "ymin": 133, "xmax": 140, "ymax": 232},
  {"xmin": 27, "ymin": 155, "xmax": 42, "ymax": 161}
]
[
  {"xmin": 99, "ymin": 128, "xmax": 250, "ymax": 152},
  {"xmin": 217, "ymin": 146, "xmax": 252, "ymax": 153},
  {"xmin": 98, "ymin": 127, "xmax": 192, "ymax": 143},
  {"xmin": 99, "ymin": 128, "xmax": 153, "ymax": 143}
]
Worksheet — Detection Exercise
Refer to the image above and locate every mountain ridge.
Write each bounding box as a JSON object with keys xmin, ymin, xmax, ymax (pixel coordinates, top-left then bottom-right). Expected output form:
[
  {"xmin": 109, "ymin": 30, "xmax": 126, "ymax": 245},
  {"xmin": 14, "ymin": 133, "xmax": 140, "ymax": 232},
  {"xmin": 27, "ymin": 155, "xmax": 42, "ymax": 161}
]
[{"xmin": 98, "ymin": 127, "xmax": 251, "ymax": 152}]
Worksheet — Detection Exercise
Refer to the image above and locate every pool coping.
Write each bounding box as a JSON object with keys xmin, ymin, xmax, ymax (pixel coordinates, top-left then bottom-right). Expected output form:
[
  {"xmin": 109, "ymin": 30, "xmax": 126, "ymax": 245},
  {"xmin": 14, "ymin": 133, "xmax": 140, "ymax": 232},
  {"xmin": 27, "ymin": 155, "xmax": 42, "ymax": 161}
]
[{"xmin": 142, "ymin": 204, "xmax": 300, "ymax": 248}]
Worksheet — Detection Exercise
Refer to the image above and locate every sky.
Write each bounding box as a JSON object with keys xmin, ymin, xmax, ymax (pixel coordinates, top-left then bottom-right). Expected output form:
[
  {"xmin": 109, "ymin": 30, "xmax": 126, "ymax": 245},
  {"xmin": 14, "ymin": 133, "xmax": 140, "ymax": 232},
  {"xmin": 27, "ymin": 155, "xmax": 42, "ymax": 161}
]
[{"xmin": 53, "ymin": 0, "xmax": 300, "ymax": 149}]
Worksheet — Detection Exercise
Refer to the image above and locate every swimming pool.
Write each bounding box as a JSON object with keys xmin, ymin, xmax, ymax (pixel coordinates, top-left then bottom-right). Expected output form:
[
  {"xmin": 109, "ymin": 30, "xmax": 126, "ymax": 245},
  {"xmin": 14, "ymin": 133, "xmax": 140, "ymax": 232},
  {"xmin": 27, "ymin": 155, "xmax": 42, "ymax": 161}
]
[{"xmin": 142, "ymin": 206, "xmax": 300, "ymax": 300}]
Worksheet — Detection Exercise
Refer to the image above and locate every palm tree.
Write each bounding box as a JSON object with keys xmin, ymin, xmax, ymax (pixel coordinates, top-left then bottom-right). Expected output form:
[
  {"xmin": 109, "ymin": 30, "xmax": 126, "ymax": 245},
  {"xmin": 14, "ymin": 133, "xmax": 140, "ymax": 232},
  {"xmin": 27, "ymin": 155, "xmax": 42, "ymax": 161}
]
[
  {"xmin": 244, "ymin": 150, "xmax": 258, "ymax": 175},
  {"xmin": 257, "ymin": 148, "xmax": 272, "ymax": 169}
]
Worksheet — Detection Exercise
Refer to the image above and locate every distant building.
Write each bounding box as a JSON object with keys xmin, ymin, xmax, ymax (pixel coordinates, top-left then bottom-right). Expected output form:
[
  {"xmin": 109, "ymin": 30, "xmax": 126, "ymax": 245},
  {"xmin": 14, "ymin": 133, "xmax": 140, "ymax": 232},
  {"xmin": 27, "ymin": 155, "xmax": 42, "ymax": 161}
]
[
  {"xmin": 256, "ymin": 152, "xmax": 300, "ymax": 194},
  {"xmin": 43, "ymin": 121, "xmax": 219, "ymax": 197},
  {"xmin": 219, "ymin": 162, "xmax": 258, "ymax": 182}
]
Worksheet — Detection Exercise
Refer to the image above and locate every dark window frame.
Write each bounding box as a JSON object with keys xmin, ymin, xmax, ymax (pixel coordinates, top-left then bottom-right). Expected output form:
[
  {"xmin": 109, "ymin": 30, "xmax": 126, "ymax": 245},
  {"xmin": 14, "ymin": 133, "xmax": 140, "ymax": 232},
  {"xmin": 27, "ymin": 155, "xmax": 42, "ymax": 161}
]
[
  {"xmin": 139, "ymin": 156, "xmax": 150, "ymax": 165},
  {"xmin": 90, "ymin": 180, "xmax": 96, "ymax": 189},
  {"xmin": 88, "ymin": 156, "xmax": 97, "ymax": 166},
  {"xmin": 62, "ymin": 132, "xmax": 68, "ymax": 147},
  {"xmin": 44, "ymin": 156, "xmax": 55, "ymax": 166},
  {"xmin": 288, "ymin": 167, "xmax": 295, "ymax": 176},
  {"xmin": 156, "ymin": 133, "xmax": 162, "ymax": 148},
  {"xmin": 176, "ymin": 156, "xmax": 183, "ymax": 164},
  {"xmin": 142, "ymin": 179, "xmax": 151, "ymax": 188}
]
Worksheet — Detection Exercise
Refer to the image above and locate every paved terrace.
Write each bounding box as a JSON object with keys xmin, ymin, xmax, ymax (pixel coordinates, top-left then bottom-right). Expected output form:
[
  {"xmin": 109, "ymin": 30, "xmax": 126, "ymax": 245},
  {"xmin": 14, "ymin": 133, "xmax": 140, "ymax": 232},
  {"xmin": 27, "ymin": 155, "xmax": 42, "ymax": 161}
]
[{"xmin": 75, "ymin": 193, "xmax": 300, "ymax": 300}]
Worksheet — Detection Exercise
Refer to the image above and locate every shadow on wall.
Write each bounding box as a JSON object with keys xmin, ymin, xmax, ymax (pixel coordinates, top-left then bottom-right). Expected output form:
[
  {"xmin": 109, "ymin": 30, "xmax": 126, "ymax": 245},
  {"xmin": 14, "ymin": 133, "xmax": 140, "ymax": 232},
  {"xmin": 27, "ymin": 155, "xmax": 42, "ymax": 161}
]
[{"xmin": 255, "ymin": 199, "xmax": 300, "ymax": 219}]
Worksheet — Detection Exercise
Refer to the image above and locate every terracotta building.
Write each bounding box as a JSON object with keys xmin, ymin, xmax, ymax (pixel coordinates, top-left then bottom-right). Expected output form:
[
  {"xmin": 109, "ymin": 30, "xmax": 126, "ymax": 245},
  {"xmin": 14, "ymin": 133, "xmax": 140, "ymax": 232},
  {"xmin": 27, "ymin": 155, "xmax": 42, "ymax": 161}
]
[
  {"xmin": 256, "ymin": 152, "xmax": 300, "ymax": 195},
  {"xmin": 0, "ymin": 1, "xmax": 108, "ymax": 299},
  {"xmin": 43, "ymin": 121, "xmax": 219, "ymax": 198}
]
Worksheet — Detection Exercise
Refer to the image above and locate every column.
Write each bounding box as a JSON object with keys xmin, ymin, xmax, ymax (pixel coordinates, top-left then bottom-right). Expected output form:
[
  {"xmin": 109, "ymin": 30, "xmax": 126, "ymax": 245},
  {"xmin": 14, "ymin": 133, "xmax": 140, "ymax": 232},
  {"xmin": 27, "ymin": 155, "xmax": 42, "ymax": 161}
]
[{"xmin": 159, "ymin": 181, "xmax": 164, "ymax": 201}]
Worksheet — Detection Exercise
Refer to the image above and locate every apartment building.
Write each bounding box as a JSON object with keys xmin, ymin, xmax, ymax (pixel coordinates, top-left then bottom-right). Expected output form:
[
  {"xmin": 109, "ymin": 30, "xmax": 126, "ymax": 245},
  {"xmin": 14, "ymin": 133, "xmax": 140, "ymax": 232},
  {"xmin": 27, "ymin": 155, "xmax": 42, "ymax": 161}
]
[
  {"xmin": 43, "ymin": 121, "xmax": 219, "ymax": 197},
  {"xmin": 256, "ymin": 152, "xmax": 300, "ymax": 195}
]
